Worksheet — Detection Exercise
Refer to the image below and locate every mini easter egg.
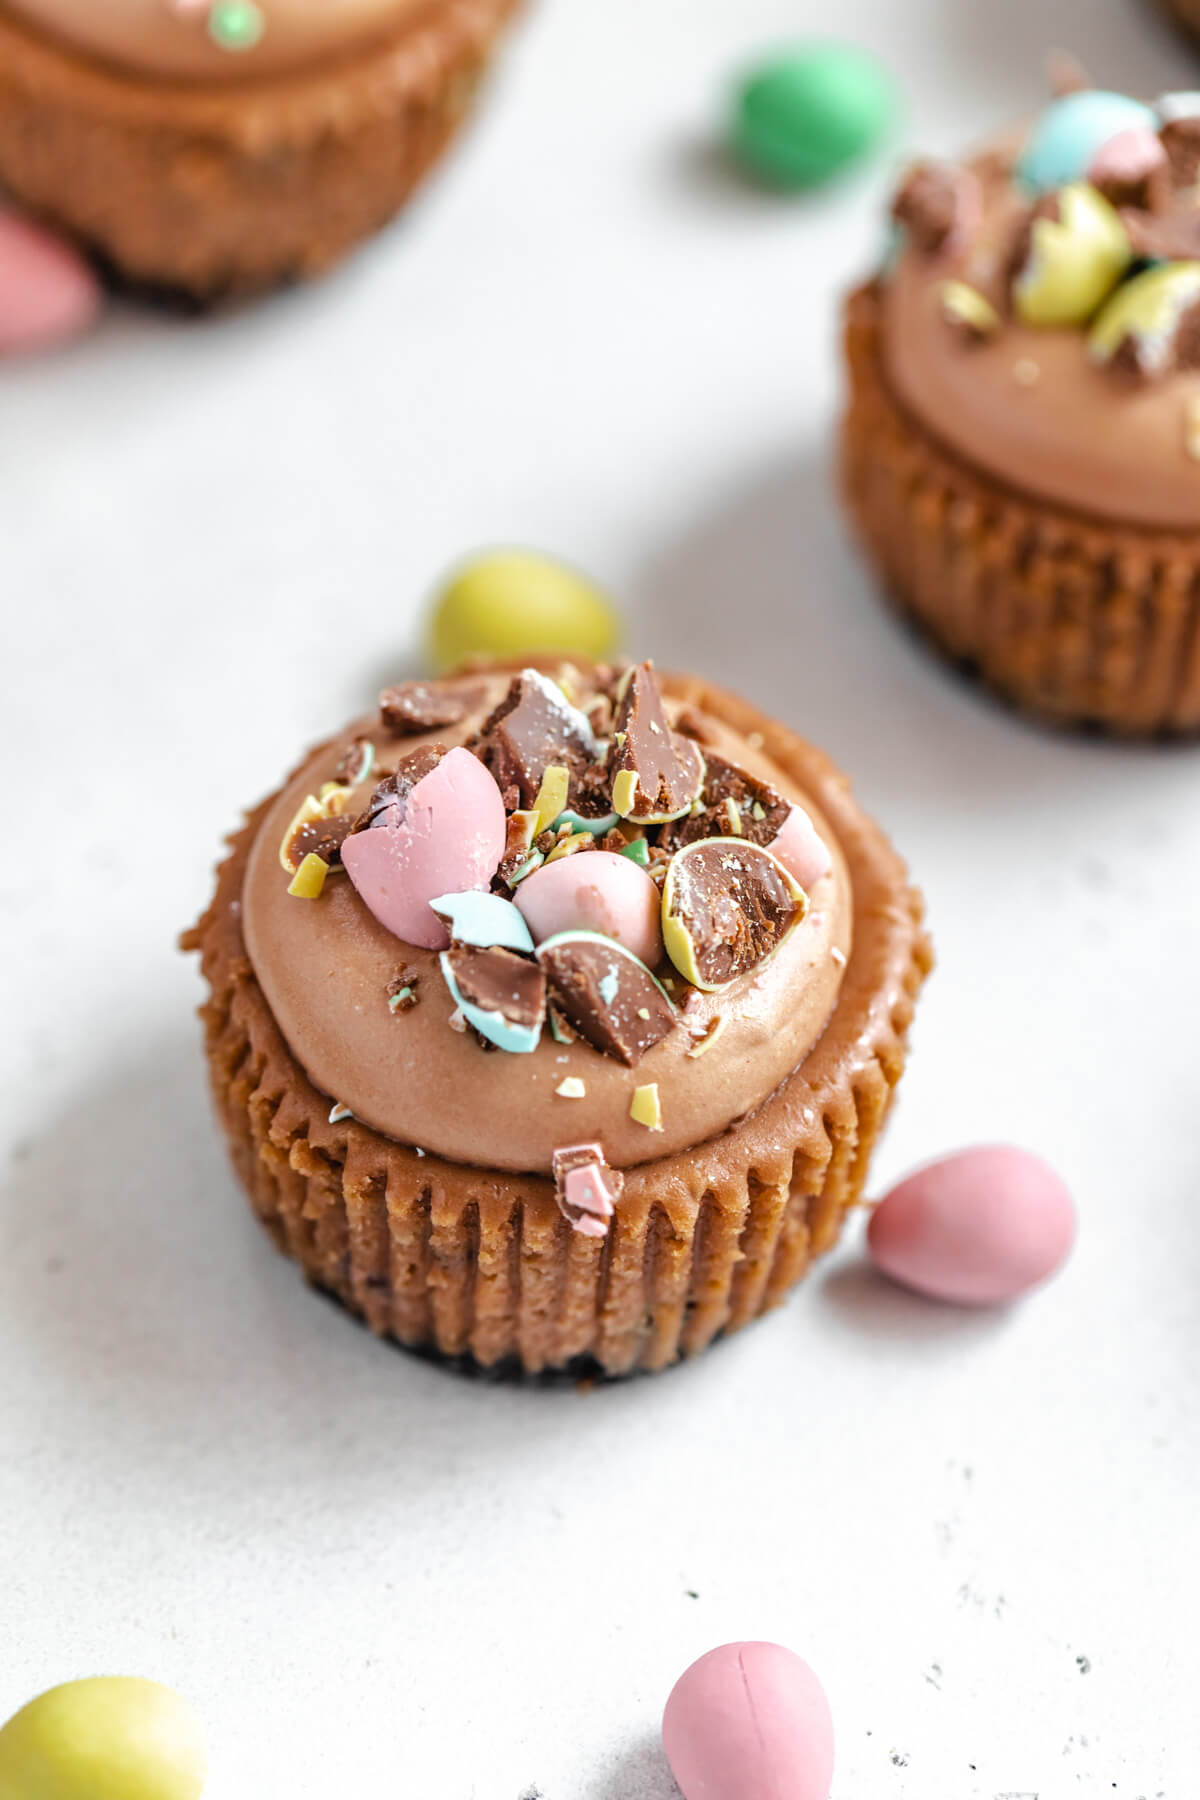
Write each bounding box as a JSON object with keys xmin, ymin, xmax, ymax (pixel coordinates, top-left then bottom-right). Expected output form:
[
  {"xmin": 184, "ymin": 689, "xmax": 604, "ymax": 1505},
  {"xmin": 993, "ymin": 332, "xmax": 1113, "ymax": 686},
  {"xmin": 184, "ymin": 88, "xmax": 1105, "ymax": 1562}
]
[
  {"xmin": 515, "ymin": 850, "xmax": 663, "ymax": 966},
  {"xmin": 766, "ymin": 805, "xmax": 832, "ymax": 892},
  {"xmin": 0, "ymin": 1677, "xmax": 207, "ymax": 1800},
  {"xmin": 429, "ymin": 550, "xmax": 620, "ymax": 671},
  {"xmin": 730, "ymin": 44, "xmax": 898, "ymax": 190},
  {"xmin": 1089, "ymin": 260, "xmax": 1200, "ymax": 375},
  {"xmin": 0, "ymin": 210, "xmax": 102, "ymax": 355},
  {"xmin": 342, "ymin": 747, "xmax": 506, "ymax": 950},
  {"xmin": 867, "ymin": 1145, "xmax": 1076, "ymax": 1307},
  {"xmin": 662, "ymin": 1641, "xmax": 835, "ymax": 1800},
  {"xmin": 1016, "ymin": 89, "xmax": 1156, "ymax": 192},
  {"xmin": 1013, "ymin": 183, "xmax": 1130, "ymax": 327}
]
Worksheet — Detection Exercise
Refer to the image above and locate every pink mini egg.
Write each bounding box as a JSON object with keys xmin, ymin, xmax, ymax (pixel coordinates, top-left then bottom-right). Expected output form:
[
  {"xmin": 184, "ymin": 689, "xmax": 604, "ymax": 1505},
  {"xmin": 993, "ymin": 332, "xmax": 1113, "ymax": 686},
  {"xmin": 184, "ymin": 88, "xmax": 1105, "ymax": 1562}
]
[
  {"xmin": 0, "ymin": 209, "xmax": 102, "ymax": 355},
  {"xmin": 342, "ymin": 746, "xmax": 506, "ymax": 950},
  {"xmin": 514, "ymin": 850, "xmax": 663, "ymax": 966},
  {"xmin": 662, "ymin": 1641, "xmax": 834, "ymax": 1800},
  {"xmin": 767, "ymin": 805, "xmax": 831, "ymax": 892},
  {"xmin": 867, "ymin": 1145, "xmax": 1076, "ymax": 1307}
]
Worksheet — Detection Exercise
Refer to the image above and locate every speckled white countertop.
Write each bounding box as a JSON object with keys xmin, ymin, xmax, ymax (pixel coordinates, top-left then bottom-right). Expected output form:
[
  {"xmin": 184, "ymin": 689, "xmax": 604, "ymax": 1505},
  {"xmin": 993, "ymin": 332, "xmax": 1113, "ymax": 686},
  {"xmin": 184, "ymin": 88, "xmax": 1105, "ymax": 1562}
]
[{"xmin": 2, "ymin": 0, "xmax": 1197, "ymax": 1794}]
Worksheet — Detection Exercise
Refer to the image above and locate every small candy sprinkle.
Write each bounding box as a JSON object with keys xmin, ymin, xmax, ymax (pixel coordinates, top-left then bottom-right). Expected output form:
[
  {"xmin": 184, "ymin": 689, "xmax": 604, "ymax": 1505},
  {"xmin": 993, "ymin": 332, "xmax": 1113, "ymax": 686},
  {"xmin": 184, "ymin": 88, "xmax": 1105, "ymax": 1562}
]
[
  {"xmin": 619, "ymin": 837, "xmax": 651, "ymax": 867},
  {"xmin": 287, "ymin": 852, "xmax": 329, "ymax": 900},
  {"xmin": 429, "ymin": 550, "xmax": 620, "ymax": 671},
  {"xmin": 208, "ymin": 0, "xmax": 264, "ymax": 50},
  {"xmin": 532, "ymin": 764, "xmax": 571, "ymax": 835},
  {"xmin": 729, "ymin": 43, "xmax": 898, "ymax": 191},
  {"xmin": 938, "ymin": 279, "xmax": 1000, "ymax": 340},
  {"xmin": 1013, "ymin": 358, "xmax": 1040, "ymax": 386},
  {"xmin": 630, "ymin": 1083, "xmax": 663, "ymax": 1131},
  {"xmin": 0, "ymin": 1678, "xmax": 208, "ymax": 1800},
  {"xmin": 388, "ymin": 986, "xmax": 414, "ymax": 1011},
  {"xmin": 328, "ymin": 1102, "xmax": 354, "ymax": 1124},
  {"xmin": 831, "ymin": 945, "xmax": 847, "ymax": 967},
  {"xmin": 556, "ymin": 1076, "xmax": 586, "ymax": 1098}
]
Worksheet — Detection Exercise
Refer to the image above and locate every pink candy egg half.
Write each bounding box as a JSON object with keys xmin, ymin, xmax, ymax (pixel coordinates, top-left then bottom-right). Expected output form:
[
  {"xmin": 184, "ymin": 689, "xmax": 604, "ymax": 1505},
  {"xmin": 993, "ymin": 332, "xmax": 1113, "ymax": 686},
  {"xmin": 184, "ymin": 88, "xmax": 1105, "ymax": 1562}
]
[
  {"xmin": 342, "ymin": 747, "xmax": 506, "ymax": 950},
  {"xmin": 514, "ymin": 850, "xmax": 663, "ymax": 966},
  {"xmin": 663, "ymin": 1642, "xmax": 834, "ymax": 1800},
  {"xmin": 766, "ymin": 805, "xmax": 832, "ymax": 892},
  {"xmin": 0, "ymin": 209, "xmax": 102, "ymax": 355},
  {"xmin": 867, "ymin": 1145, "xmax": 1076, "ymax": 1307}
]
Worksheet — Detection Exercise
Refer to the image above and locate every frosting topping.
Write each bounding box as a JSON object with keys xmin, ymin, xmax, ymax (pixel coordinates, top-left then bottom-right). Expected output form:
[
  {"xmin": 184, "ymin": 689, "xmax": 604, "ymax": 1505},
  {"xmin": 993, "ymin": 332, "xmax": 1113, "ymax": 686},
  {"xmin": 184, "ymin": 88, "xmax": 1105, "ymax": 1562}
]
[
  {"xmin": 880, "ymin": 82, "xmax": 1200, "ymax": 528},
  {"xmin": 241, "ymin": 664, "xmax": 851, "ymax": 1175},
  {"xmin": 3, "ymin": 0, "xmax": 435, "ymax": 79}
]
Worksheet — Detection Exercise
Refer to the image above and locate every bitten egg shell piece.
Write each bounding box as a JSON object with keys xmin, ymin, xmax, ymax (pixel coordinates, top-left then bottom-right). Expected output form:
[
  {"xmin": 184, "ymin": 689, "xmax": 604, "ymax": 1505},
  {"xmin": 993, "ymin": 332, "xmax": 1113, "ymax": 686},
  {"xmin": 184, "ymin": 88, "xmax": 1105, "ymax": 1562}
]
[
  {"xmin": 342, "ymin": 747, "xmax": 506, "ymax": 950},
  {"xmin": 662, "ymin": 1641, "xmax": 835, "ymax": 1800},
  {"xmin": 766, "ymin": 804, "xmax": 832, "ymax": 891},
  {"xmin": 867, "ymin": 1145, "xmax": 1076, "ymax": 1306},
  {"xmin": 514, "ymin": 850, "xmax": 663, "ymax": 966}
]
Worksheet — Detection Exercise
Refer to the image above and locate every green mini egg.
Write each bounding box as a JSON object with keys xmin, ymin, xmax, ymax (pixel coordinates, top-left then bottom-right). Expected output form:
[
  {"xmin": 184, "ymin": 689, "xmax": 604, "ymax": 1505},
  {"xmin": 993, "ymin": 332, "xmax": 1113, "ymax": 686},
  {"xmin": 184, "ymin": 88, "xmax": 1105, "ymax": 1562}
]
[
  {"xmin": 729, "ymin": 43, "xmax": 898, "ymax": 190},
  {"xmin": 429, "ymin": 550, "xmax": 620, "ymax": 671},
  {"xmin": 0, "ymin": 1678, "xmax": 207, "ymax": 1800}
]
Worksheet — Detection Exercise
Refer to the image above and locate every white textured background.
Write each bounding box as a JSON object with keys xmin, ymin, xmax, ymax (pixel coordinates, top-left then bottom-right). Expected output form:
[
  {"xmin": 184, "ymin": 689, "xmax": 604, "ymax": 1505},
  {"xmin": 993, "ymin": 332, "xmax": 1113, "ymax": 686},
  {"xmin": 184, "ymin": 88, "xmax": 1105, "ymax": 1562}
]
[{"xmin": 2, "ymin": 1, "xmax": 1197, "ymax": 1795}]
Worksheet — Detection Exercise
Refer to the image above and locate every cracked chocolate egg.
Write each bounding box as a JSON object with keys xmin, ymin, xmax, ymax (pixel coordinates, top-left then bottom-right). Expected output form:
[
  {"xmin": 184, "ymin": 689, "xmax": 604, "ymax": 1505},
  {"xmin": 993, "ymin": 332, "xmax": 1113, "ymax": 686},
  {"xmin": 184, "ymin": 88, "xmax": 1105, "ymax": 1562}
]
[
  {"xmin": 661, "ymin": 839, "xmax": 807, "ymax": 993},
  {"xmin": 1012, "ymin": 182, "xmax": 1130, "ymax": 327},
  {"xmin": 608, "ymin": 661, "xmax": 705, "ymax": 824},
  {"xmin": 1089, "ymin": 260, "xmax": 1200, "ymax": 376}
]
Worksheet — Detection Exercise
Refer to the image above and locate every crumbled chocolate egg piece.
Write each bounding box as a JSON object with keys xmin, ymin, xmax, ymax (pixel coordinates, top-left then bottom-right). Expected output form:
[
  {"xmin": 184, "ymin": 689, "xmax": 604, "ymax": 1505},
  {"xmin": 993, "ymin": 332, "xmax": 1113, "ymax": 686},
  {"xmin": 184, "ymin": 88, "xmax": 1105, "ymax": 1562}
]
[
  {"xmin": 474, "ymin": 669, "xmax": 597, "ymax": 808},
  {"xmin": 662, "ymin": 839, "xmax": 808, "ymax": 992},
  {"xmin": 332, "ymin": 735, "xmax": 376, "ymax": 787},
  {"xmin": 1089, "ymin": 260, "xmax": 1200, "ymax": 376},
  {"xmin": 386, "ymin": 967, "xmax": 421, "ymax": 1013},
  {"xmin": 380, "ymin": 679, "xmax": 483, "ymax": 736},
  {"xmin": 537, "ymin": 931, "xmax": 675, "ymax": 1065},
  {"xmin": 440, "ymin": 942, "xmax": 546, "ymax": 1054},
  {"xmin": 551, "ymin": 1143, "xmax": 624, "ymax": 1238},
  {"xmin": 608, "ymin": 662, "xmax": 705, "ymax": 824},
  {"xmin": 661, "ymin": 752, "xmax": 791, "ymax": 853},
  {"xmin": 892, "ymin": 160, "xmax": 979, "ymax": 255},
  {"xmin": 350, "ymin": 744, "xmax": 447, "ymax": 833}
]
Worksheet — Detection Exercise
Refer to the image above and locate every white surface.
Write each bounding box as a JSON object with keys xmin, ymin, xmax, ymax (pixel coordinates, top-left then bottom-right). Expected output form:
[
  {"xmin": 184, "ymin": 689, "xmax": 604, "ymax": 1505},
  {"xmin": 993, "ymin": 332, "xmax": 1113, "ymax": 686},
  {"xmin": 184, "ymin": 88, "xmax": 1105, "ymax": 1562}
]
[{"xmin": 2, "ymin": 1, "xmax": 1197, "ymax": 1795}]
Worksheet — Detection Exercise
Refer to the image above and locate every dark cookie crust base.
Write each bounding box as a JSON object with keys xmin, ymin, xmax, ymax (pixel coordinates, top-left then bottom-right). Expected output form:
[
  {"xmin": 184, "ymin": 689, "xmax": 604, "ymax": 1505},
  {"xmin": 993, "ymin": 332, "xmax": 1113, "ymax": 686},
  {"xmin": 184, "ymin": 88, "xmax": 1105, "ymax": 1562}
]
[
  {"xmin": 0, "ymin": 0, "xmax": 519, "ymax": 298},
  {"xmin": 840, "ymin": 281, "xmax": 1200, "ymax": 735},
  {"xmin": 184, "ymin": 672, "xmax": 931, "ymax": 1377}
]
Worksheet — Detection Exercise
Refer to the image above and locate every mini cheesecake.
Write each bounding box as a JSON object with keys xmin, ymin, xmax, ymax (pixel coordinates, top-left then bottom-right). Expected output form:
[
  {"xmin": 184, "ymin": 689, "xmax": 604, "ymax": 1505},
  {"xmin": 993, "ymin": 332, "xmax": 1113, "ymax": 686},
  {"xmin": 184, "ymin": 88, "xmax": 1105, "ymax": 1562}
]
[{"xmin": 185, "ymin": 658, "xmax": 930, "ymax": 1375}]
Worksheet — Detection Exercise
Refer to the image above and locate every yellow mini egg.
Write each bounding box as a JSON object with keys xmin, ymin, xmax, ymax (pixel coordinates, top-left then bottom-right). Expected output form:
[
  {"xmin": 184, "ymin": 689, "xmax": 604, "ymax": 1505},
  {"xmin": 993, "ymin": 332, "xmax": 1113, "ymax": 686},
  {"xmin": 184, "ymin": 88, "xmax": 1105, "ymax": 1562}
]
[
  {"xmin": 0, "ymin": 1678, "xmax": 207, "ymax": 1800},
  {"xmin": 1013, "ymin": 182, "xmax": 1131, "ymax": 327},
  {"xmin": 429, "ymin": 550, "xmax": 620, "ymax": 670}
]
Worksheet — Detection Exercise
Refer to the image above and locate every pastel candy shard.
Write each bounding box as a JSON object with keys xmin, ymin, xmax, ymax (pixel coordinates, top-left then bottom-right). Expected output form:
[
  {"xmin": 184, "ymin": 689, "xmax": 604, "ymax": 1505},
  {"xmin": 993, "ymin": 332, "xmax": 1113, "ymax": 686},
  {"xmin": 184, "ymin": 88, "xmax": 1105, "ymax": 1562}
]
[
  {"xmin": 342, "ymin": 746, "xmax": 505, "ymax": 949},
  {"xmin": 551, "ymin": 1143, "xmax": 623, "ymax": 1237},
  {"xmin": 430, "ymin": 890, "xmax": 534, "ymax": 953},
  {"xmin": 766, "ymin": 805, "xmax": 832, "ymax": 891}
]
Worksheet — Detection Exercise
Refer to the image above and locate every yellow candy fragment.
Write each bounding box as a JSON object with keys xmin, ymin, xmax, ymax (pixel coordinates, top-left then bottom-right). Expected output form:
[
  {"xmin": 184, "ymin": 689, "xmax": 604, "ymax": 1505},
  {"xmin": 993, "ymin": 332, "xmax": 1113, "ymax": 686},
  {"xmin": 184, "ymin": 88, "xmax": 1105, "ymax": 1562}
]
[
  {"xmin": 278, "ymin": 782, "xmax": 352, "ymax": 873},
  {"xmin": 938, "ymin": 280, "xmax": 1000, "ymax": 338},
  {"xmin": 429, "ymin": 549, "xmax": 620, "ymax": 671},
  {"xmin": 630, "ymin": 1083, "xmax": 663, "ymax": 1131},
  {"xmin": 1089, "ymin": 260, "xmax": 1200, "ymax": 371},
  {"xmin": 532, "ymin": 764, "xmax": 570, "ymax": 834},
  {"xmin": 1013, "ymin": 182, "xmax": 1130, "ymax": 328},
  {"xmin": 287, "ymin": 853, "xmax": 329, "ymax": 899},
  {"xmin": 612, "ymin": 768, "xmax": 639, "ymax": 819}
]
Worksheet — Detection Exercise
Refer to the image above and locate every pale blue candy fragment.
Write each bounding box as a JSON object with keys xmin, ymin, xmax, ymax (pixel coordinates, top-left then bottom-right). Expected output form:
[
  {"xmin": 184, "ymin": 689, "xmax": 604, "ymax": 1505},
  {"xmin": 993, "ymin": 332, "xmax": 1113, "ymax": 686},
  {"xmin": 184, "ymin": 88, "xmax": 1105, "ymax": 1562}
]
[
  {"xmin": 1016, "ymin": 90, "xmax": 1156, "ymax": 193},
  {"xmin": 430, "ymin": 890, "xmax": 534, "ymax": 953}
]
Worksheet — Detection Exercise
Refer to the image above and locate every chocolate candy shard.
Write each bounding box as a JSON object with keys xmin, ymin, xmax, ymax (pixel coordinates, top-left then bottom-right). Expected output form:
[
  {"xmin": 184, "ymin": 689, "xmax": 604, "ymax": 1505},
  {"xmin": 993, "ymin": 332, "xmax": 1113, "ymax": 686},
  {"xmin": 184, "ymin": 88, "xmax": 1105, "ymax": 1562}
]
[
  {"xmin": 551, "ymin": 1143, "xmax": 624, "ymax": 1238},
  {"xmin": 350, "ymin": 744, "xmax": 447, "ymax": 833},
  {"xmin": 892, "ymin": 160, "xmax": 978, "ymax": 256},
  {"xmin": 537, "ymin": 930, "xmax": 675, "ymax": 1066},
  {"xmin": 474, "ymin": 669, "xmax": 598, "ymax": 808},
  {"xmin": 661, "ymin": 752, "xmax": 791, "ymax": 854},
  {"xmin": 332, "ymin": 735, "xmax": 376, "ymax": 787},
  {"xmin": 608, "ymin": 662, "xmax": 705, "ymax": 824},
  {"xmin": 440, "ymin": 943, "xmax": 546, "ymax": 1054},
  {"xmin": 662, "ymin": 839, "xmax": 808, "ymax": 993},
  {"xmin": 379, "ymin": 679, "xmax": 484, "ymax": 736}
]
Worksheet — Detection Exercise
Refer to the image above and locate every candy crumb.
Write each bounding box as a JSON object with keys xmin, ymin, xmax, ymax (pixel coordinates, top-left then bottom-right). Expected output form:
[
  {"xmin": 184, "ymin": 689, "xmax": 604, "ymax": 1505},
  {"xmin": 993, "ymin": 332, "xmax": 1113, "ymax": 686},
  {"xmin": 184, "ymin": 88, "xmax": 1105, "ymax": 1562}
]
[
  {"xmin": 832, "ymin": 946, "xmax": 848, "ymax": 967},
  {"xmin": 556, "ymin": 1077, "xmax": 587, "ymax": 1098},
  {"xmin": 1013, "ymin": 357, "xmax": 1040, "ymax": 386},
  {"xmin": 328, "ymin": 1102, "xmax": 353, "ymax": 1124},
  {"xmin": 630, "ymin": 1083, "xmax": 663, "ymax": 1131},
  {"xmin": 686, "ymin": 1017, "xmax": 727, "ymax": 1059}
]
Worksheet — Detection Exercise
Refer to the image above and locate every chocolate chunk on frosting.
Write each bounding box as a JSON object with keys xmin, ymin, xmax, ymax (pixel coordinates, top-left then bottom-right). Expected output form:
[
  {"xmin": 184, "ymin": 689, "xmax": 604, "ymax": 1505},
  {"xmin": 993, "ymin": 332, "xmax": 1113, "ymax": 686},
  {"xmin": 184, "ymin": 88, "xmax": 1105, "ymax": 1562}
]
[
  {"xmin": 380, "ymin": 680, "xmax": 483, "ymax": 736},
  {"xmin": 443, "ymin": 943, "xmax": 546, "ymax": 1040},
  {"xmin": 608, "ymin": 662, "xmax": 705, "ymax": 824},
  {"xmin": 289, "ymin": 813, "xmax": 354, "ymax": 867},
  {"xmin": 661, "ymin": 752, "xmax": 791, "ymax": 853},
  {"xmin": 537, "ymin": 932, "xmax": 675, "ymax": 1065},
  {"xmin": 662, "ymin": 840, "xmax": 807, "ymax": 992},
  {"xmin": 474, "ymin": 669, "xmax": 598, "ymax": 808},
  {"xmin": 551, "ymin": 1142, "xmax": 624, "ymax": 1237}
]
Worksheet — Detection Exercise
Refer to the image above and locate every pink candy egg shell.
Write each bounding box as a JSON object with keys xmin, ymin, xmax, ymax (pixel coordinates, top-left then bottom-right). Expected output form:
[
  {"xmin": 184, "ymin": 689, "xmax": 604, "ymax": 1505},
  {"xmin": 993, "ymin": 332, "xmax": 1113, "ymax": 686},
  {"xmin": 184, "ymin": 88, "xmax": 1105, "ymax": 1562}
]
[
  {"xmin": 663, "ymin": 1641, "xmax": 834, "ymax": 1800},
  {"xmin": 767, "ymin": 805, "xmax": 832, "ymax": 893},
  {"xmin": 0, "ymin": 209, "xmax": 102, "ymax": 356},
  {"xmin": 867, "ymin": 1145, "xmax": 1076, "ymax": 1308},
  {"xmin": 342, "ymin": 747, "xmax": 506, "ymax": 950},
  {"xmin": 514, "ymin": 850, "xmax": 663, "ymax": 966}
]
